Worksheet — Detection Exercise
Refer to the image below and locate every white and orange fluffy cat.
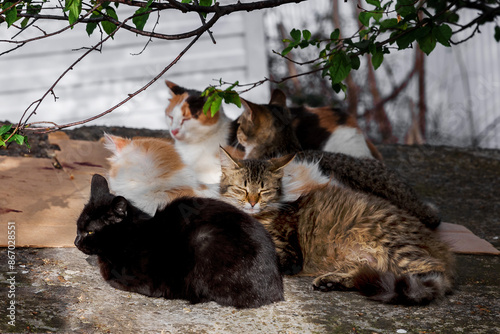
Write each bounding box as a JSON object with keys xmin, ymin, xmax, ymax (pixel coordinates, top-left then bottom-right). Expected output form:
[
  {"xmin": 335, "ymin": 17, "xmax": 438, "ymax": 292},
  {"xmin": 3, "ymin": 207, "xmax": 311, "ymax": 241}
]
[
  {"xmin": 164, "ymin": 81, "xmax": 242, "ymax": 185},
  {"xmin": 103, "ymin": 134, "xmax": 218, "ymax": 216}
]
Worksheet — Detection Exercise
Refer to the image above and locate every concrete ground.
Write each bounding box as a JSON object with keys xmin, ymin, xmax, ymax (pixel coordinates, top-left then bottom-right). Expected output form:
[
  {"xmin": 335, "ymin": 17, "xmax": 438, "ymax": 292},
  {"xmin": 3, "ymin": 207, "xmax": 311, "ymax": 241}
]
[{"xmin": 1, "ymin": 142, "xmax": 499, "ymax": 333}]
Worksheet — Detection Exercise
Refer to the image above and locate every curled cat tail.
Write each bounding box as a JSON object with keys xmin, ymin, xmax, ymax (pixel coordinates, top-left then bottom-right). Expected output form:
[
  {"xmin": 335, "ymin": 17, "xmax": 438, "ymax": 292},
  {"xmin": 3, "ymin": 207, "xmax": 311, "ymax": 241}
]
[{"xmin": 353, "ymin": 266, "xmax": 453, "ymax": 305}]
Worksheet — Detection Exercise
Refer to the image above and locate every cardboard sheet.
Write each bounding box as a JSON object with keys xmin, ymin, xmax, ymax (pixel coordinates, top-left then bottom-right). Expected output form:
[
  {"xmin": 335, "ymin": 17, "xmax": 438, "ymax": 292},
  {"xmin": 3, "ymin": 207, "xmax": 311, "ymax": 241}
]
[
  {"xmin": 0, "ymin": 132, "xmax": 498, "ymax": 255},
  {"xmin": 0, "ymin": 132, "xmax": 110, "ymax": 247}
]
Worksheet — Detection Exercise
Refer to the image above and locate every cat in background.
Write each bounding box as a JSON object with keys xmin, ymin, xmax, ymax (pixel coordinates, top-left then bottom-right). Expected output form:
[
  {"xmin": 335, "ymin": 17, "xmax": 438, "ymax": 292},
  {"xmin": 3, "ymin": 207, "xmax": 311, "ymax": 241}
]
[
  {"xmin": 235, "ymin": 95, "xmax": 441, "ymax": 229},
  {"xmin": 237, "ymin": 89, "xmax": 382, "ymax": 160},
  {"xmin": 104, "ymin": 134, "xmax": 218, "ymax": 216},
  {"xmin": 75, "ymin": 174, "xmax": 284, "ymax": 309},
  {"xmin": 219, "ymin": 149, "xmax": 454, "ymax": 305},
  {"xmin": 164, "ymin": 81, "xmax": 381, "ymax": 185}
]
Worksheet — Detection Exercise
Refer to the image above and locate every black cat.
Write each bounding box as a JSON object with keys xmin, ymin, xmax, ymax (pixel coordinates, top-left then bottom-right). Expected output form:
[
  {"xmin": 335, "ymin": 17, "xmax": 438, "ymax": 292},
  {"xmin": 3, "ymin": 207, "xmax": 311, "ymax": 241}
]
[{"xmin": 74, "ymin": 174, "xmax": 284, "ymax": 309}]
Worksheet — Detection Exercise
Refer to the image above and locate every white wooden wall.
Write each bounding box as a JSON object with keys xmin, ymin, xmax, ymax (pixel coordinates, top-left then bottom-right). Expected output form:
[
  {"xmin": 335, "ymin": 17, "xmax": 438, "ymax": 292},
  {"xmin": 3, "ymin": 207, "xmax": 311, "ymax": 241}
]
[{"xmin": 0, "ymin": 1, "xmax": 269, "ymax": 129}]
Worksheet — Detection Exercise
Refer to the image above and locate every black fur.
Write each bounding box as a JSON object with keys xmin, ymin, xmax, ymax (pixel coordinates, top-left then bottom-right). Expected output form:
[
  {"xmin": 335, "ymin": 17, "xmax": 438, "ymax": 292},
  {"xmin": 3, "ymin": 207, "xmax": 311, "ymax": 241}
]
[
  {"xmin": 75, "ymin": 174, "xmax": 284, "ymax": 309},
  {"xmin": 289, "ymin": 107, "xmax": 335, "ymax": 150}
]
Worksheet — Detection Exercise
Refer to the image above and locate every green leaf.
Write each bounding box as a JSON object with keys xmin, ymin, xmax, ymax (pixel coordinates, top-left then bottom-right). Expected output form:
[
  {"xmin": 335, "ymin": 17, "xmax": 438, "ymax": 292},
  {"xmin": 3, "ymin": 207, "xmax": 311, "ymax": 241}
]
[
  {"xmin": 0, "ymin": 124, "xmax": 12, "ymax": 136},
  {"xmin": 21, "ymin": 17, "xmax": 30, "ymax": 28},
  {"xmin": 495, "ymin": 26, "xmax": 500, "ymax": 42},
  {"xmin": 331, "ymin": 82, "xmax": 347, "ymax": 94},
  {"xmin": 415, "ymin": 26, "xmax": 431, "ymax": 39},
  {"xmin": 203, "ymin": 94, "xmax": 216, "ymax": 114},
  {"xmin": 282, "ymin": 46, "xmax": 293, "ymax": 56},
  {"xmin": 86, "ymin": 21, "xmax": 98, "ymax": 36},
  {"xmin": 86, "ymin": 13, "xmax": 101, "ymax": 36},
  {"xmin": 102, "ymin": 7, "xmax": 118, "ymax": 37},
  {"xmin": 4, "ymin": 3, "xmax": 20, "ymax": 27},
  {"xmin": 396, "ymin": 0, "xmax": 416, "ymax": 18},
  {"xmin": 380, "ymin": 18, "xmax": 399, "ymax": 30},
  {"xmin": 223, "ymin": 92, "xmax": 241, "ymax": 108},
  {"xmin": 396, "ymin": 30, "xmax": 416, "ymax": 49},
  {"xmin": 181, "ymin": 0, "xmax": 193, "ymax": 3},
  {"xmin": 290, "ymin": 29, "xmax": 301, "ymax": 41},
  {"xmin": 0, "ymin": 140, "xmax": 6, "ymax": 147},
  {"xmin": 359, "ymin": 11, "xmax": 372, "ymax": 27},
  {"xmin": 199, "ymin": 0, "xmax": 212, "ymax": 6},
  {"xmin": 226, "ymin": 81, "xmax": 239, "ymax": 91},
  {"xmin": 371, "ymin": 50, "xmax": 384, "ymax": 70},
  {"xmin": 10, "ymin": 134, "xmax": 25, "ymax": 146},
  {"xmin": 302, "ymin": 29, "xmax": 311, "ymax": 41},
  {"xmin": 210, "ymin": 96, "xmax": 222, "ymax": 117},
  {"xmin": 350, "ymin": 55, "xmax": 360, "ymax": 70},
  {"xmin": 359, "ymin": 29, "xmax": 370, "ymax": 39},
  {"xmin": 433, "ymin": 24, "xmax": 452, "ymax": 47},
  {"xmin": 372, "ymin": 11, "xmax": 383, "ymax": 22},
  {"xmin": 330, "ymin": 29, "xmax": 340, "ymax": 41},
  {"xmin": 417, "ymin": 32, "xmax": 436, "ymax": 55},
  {"xmin": 133, "ymin": 7, "xmax": 150, "ymax": 31},
  {"xmin": 64, "ymin": 0, "xmax": 82, "ymax": 25},
  {"xmin": 328, "ymin": 52, "xmax": 352, "ymax": 84},
  {"xmin": 366, "ymin": 0, "xmax": 381, "ymax": 7}
]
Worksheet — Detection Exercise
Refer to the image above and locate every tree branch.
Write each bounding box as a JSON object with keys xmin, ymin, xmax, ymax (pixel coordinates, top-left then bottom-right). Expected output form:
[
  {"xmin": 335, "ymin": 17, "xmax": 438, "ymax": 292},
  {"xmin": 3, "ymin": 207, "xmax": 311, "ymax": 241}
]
[{"xmin": 27, "ymin": 32, "xmax": 204, "ymax": 134}]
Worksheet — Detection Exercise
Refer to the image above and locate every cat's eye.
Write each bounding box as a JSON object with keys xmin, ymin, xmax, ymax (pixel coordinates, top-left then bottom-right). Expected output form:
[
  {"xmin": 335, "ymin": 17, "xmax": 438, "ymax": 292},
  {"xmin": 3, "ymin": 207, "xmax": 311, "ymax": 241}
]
[
  {"xmin": 260, "ymin": 181, "xmax": 264, "ymax": 188},
  {"xmin": 244, "ymin": 180, "xmax": 247, "ymax": 187},
  {"xmin": 87, "ymin": 231, "xmax": 94, "ymax": 235}
]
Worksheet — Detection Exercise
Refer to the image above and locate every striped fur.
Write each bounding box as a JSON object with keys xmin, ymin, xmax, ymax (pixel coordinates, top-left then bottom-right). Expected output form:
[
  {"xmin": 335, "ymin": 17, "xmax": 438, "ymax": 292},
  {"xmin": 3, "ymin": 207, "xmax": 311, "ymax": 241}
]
[{"xmin": 219, "ymin": 151, "xmax": 454, "ymax": 305}]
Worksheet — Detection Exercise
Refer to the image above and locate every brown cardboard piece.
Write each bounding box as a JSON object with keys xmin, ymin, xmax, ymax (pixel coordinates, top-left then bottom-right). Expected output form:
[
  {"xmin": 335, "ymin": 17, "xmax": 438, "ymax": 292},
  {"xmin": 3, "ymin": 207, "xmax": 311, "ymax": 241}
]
[
  {"xmin": 0, "ymin": 132, "xmax": 110, "ymax": 247},
  {"xmin": 0, "ymin": 132, "xmax": 498, "ymax": 255}
]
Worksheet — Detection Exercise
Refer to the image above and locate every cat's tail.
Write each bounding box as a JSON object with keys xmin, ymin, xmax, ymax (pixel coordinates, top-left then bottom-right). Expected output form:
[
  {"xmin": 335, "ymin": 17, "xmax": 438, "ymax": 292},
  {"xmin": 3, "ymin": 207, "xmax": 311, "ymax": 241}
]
[{"xmin": 353, "ymin": 266, "xmax": 453, "ymax": 305}]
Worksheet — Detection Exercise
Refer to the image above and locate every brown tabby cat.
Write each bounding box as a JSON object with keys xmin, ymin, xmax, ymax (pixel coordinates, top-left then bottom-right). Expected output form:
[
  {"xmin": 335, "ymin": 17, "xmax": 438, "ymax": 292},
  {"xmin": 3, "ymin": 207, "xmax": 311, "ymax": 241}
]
[
  {"xmin": 219, "ymin": 148, "xmax": 454, "ymax": 305},
  {"xmin": 236, "ymin": 92, "xmax": 441, "ymax": 229}
]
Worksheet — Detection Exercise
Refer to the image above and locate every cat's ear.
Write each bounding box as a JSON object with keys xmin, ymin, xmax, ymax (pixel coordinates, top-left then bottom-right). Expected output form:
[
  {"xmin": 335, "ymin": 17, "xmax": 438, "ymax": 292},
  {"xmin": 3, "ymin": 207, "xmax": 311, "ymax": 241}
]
[
  {"xmin": 103, "ymin": 133, "xmax": 130, "ymax": 154},
  {"xmin": 110, "ymin": 196, "xmax": 128, "ymax": 223},
  {"xmin": 90, "ymin": 174, "xmax": 110, "ymax": 201},
  {"xmin": 220, "ymin": 145, "xmax": 243, "ymax": 170},
  {"xmin": 165, "ymin": 80, "xmax": 186, "ymax": 96},
  {"xmin": 240, "ymin": 98, "xmax": 259, "ymax": 124},
  {"xmin": 269, "ymin": 89, "xmax": 287, "ymax": 107},
  {"xmin": 269, "ymin": 154, "xmax": 296, "ymax": 173}
]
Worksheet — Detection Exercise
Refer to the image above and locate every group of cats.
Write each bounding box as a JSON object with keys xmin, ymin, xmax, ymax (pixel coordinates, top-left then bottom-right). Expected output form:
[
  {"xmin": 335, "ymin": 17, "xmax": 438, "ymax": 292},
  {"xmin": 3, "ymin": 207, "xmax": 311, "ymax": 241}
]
[{"xmin": 75, "ymin": 81, "xmax": 454, "ymax": 310}]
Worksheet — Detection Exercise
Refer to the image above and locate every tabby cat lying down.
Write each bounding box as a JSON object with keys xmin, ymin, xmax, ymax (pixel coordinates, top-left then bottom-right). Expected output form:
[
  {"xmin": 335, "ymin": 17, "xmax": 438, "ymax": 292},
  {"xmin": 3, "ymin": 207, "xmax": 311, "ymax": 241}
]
[
  {"xmin": 74, "ymin": 174, "xmax": 284, "ymax": 309},
  {"xmin": 219, "ymin": 148, "xmax": 454, "ymax": 305}
]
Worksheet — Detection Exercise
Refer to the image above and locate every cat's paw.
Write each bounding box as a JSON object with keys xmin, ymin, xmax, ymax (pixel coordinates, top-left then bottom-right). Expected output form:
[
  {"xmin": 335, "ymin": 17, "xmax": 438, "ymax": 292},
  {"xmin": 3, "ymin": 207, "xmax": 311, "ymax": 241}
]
[{"xmin": 312, "ymin": 273, "xmax": 354, "ymax": 292}]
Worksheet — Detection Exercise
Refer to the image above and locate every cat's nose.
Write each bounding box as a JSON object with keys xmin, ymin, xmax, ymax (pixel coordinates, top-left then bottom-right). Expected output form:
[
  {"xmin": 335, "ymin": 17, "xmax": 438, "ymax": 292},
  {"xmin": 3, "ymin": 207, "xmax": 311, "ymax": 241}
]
[
  {"xmin": 248, "ymin": 195, "xmax": 259, "ymax": 207},
  {"xmin": 171, "ymin": 128, "xmax": 180, "ymax": 136}
]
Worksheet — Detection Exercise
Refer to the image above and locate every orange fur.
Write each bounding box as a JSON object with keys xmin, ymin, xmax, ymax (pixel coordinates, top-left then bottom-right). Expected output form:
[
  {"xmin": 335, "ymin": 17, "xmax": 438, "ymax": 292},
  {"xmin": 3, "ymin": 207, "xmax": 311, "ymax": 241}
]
[{"xmin": 165, "ymin": 92, "xmax": 188, "ymax": 115}]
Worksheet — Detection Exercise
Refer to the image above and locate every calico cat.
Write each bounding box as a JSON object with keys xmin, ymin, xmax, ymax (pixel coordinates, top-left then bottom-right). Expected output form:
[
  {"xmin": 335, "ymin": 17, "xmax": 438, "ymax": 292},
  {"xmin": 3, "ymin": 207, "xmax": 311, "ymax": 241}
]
[
  {"xmin": 103, "ymin": 134, "xmax": 218, "ymax": 216},
  {"xmin": 237, "ymin": 89, "xmax": 382, "ymax": 160},
  {"xmin": 235, "ymin": 95, "xmax": 441, "ymax": 229},
  {"xmin": 219, "ymin": 150, "xmax": 454, "ymax": 305},
  {"xmin": 164, "ymin": 81, "xmax": 380, "ymax": 185},
  {"xmin": 165, "ymin": 80, "xmax": 242, "ymax": 185},
  {"xmin": 75, "ymin": 174, "xmax": 284, "ymax": 309}
]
